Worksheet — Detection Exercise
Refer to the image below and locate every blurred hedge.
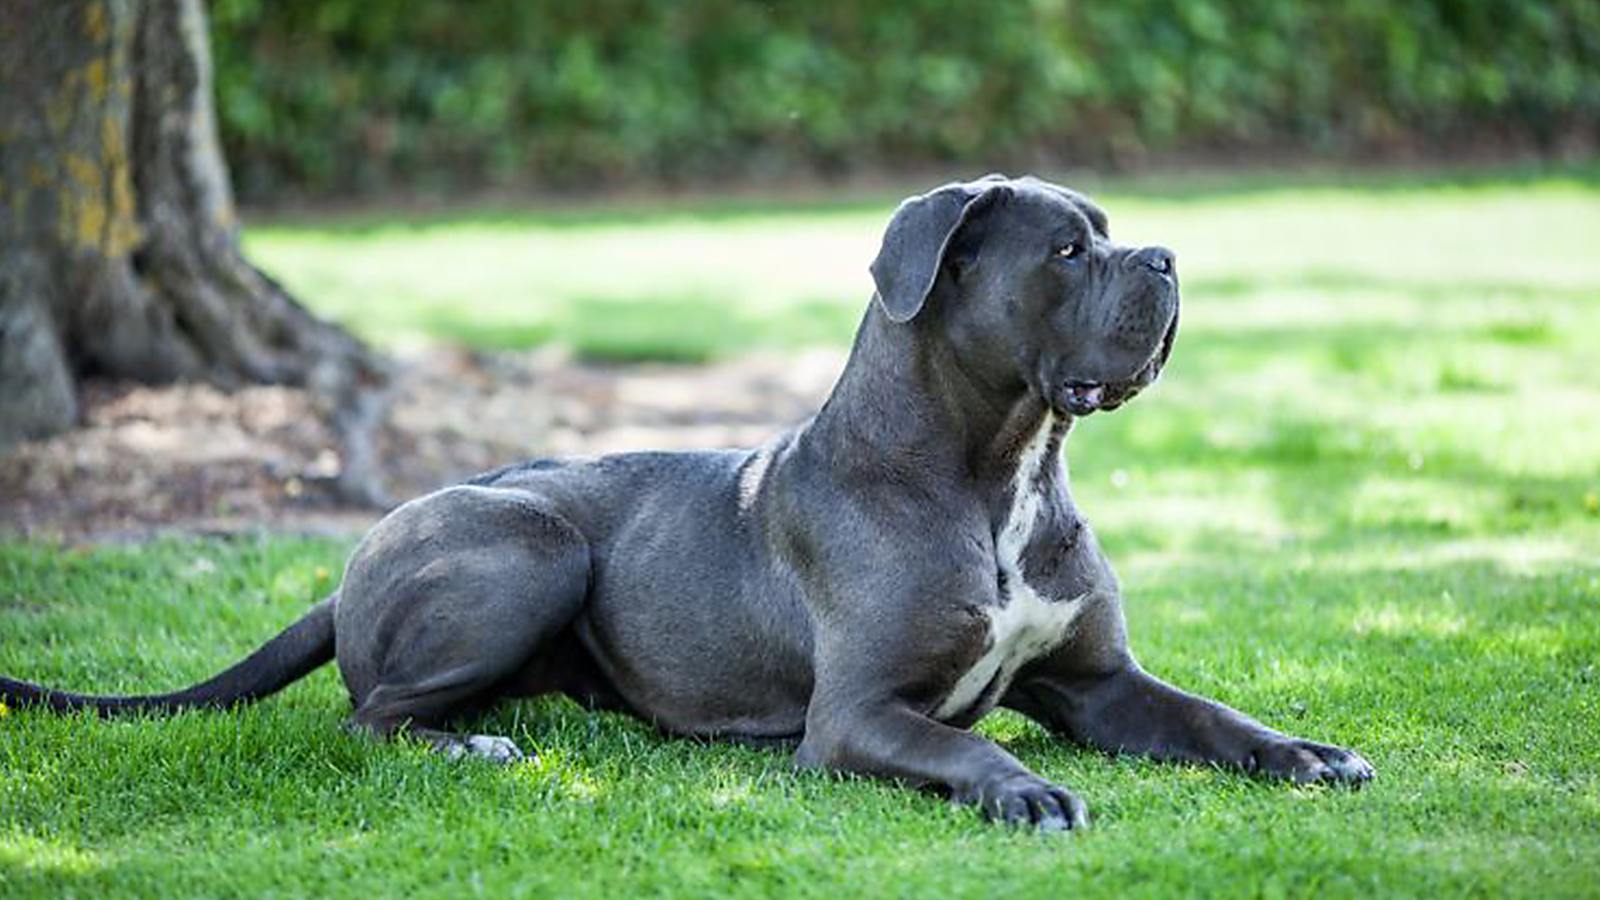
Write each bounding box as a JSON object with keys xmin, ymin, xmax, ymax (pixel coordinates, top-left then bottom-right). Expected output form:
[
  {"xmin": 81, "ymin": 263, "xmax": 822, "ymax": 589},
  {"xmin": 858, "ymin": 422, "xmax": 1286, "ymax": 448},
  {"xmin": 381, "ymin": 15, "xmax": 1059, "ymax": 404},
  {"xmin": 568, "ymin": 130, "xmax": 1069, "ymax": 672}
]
[{"xmin": 209, "ymin": 0, "xmax": 1600, "ymax": 201}]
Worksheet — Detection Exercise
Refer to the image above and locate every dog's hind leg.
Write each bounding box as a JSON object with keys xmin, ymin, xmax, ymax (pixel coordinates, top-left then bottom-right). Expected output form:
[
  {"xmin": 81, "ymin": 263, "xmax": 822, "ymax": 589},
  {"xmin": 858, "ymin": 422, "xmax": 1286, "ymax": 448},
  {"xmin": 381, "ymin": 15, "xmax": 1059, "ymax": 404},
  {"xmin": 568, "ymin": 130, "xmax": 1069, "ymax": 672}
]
[
  {"xmin": 351, "ymin": 680, "xmax": 536, "ymax": 763},
  {"xmin": 334, "ymin": 485, "xmax": 591, "ymax": 762}
]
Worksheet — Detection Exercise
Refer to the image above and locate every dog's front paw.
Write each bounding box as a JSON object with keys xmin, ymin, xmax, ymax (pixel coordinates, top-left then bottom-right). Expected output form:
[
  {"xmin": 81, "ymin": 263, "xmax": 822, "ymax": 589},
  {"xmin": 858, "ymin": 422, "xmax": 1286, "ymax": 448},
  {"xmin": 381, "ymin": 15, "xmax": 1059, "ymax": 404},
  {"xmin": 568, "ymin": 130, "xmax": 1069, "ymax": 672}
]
[
  {"xmin": 1247, "ymin": 737, "xmax": 1374, "ymax": 786},
  {"xmin": 449, "ymin": 734, "xmax": 527, "ymax": 764},
  {"xmin": 965, "ymin": 772, "xmax": 1089, "ymax": 832}
]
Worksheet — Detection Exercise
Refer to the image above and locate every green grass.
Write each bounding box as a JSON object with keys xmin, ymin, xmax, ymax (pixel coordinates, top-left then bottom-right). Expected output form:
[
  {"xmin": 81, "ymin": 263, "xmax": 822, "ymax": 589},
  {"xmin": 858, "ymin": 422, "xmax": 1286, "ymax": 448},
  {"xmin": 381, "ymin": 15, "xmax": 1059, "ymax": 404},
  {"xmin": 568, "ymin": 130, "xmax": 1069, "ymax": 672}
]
[
  {"xmin": 243, "ymin": 161, "xmax": 1600, "ymax": 362},
  {"xmin": 5, "ymin": 165, "xmax": 1600, "ymax": 898}
]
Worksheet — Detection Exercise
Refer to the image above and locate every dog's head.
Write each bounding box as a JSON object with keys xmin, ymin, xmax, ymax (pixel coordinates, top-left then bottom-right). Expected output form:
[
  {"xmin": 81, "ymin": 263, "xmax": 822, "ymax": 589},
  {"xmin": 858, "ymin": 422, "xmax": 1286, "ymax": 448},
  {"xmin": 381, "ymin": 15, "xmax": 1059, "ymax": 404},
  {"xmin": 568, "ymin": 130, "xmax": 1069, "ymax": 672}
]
[{"xmin": 870, "ymin": 174, "xmax": 1178, "ymax": 416}]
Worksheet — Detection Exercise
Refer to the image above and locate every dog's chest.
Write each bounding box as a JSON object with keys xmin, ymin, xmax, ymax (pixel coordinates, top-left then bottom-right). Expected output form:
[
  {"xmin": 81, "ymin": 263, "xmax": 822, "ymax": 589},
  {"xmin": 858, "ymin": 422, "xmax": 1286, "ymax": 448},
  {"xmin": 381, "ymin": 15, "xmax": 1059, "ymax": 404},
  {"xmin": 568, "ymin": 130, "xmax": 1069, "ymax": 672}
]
[{"xmin": 934, "ymin": 414, "xmax": 1086, "ymax": 721}]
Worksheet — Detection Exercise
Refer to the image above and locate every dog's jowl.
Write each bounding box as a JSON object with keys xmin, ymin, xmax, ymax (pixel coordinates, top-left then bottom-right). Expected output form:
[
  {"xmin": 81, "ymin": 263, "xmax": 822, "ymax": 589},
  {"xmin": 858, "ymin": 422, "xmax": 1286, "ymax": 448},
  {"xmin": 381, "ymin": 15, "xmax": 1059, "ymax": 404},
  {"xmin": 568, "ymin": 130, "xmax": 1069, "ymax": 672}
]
[{"xmin": 1, "ymin": 175, "xmax": 1373, "ymax": 832}]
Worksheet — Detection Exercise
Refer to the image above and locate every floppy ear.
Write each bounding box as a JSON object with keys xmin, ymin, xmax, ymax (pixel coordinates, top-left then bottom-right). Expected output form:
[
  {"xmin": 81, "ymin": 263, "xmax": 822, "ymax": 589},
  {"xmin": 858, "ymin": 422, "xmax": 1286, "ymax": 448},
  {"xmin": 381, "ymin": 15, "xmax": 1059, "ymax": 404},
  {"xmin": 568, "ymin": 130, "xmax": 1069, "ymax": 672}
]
[{"xmin": 870, "ymin": 181, "xmax": 1007, "ymax": 324}]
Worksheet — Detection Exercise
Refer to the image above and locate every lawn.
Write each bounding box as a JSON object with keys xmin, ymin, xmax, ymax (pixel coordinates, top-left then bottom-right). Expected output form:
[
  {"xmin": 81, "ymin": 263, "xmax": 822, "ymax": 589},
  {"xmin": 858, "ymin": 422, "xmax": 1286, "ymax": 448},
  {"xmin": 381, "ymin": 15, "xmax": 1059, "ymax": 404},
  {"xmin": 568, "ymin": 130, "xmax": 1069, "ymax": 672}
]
[{"xmin": 4, "ymin": 165, "xmax": 1600, "ymax": 899}]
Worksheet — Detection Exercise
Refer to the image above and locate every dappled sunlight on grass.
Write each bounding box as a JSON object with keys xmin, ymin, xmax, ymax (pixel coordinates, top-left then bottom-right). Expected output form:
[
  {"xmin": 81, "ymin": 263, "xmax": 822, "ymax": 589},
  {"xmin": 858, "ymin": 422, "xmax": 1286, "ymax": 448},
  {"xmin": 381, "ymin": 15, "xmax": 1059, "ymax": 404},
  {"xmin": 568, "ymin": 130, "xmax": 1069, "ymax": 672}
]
[
  {"xmin": 1345, "ymin": 477, "xmax": 1501, "ymax": 532},
  {"xmin": 1494, "ymin": 624, "xmax": 1573, "ymax": 660},
  {"xmin": 705, "ymin": 781, "xmax": 758, "ymax": 810},
  {"xmin": 974, "ymin": 709, "xmax": 1050, "ymax": 746},
  {"xmin": 1349, "ymin": 602, "xmax": 1471, "ymax": 639},
  {"xmin": 514, "ymin": 750, "xmax": 608, "ymax": 804},
  {"xmin": 1326, "ymin": 536, "xmax": 1597, "ymax": 577},
  {"xmin": 1083, "ymin": 469, "xmax": 1296, "ymax": 547},
  {"xmin": 0, "ymin": 833, "xmax": 110, "ymax": 877},
  {"xmin": 246, "ymin": 213, "xmax": 882, "ymax": 355},
  {"xmin": 1225, "ymin": 654, "xmax": 1363, "ymax": 699}
]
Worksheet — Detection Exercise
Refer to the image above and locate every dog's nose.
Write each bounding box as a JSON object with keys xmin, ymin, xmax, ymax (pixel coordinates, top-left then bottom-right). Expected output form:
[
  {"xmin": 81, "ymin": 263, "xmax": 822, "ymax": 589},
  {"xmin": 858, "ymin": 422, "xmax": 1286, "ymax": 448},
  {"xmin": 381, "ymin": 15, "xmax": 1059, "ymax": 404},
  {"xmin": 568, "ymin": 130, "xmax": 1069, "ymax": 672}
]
[{"xmin": 1132, "ymin": 246, "xmax": 1175, "ymax": 275}]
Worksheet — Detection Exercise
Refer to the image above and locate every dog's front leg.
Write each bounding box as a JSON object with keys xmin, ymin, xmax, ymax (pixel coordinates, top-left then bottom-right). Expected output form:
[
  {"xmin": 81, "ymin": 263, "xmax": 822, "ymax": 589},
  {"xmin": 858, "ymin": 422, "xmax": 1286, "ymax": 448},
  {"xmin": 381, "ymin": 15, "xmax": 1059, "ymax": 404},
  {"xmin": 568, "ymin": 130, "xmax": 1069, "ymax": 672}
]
[
  {"xmin": 1006, "ymin": 662, "xmax": 1375, "ymax": 785},
  {"xmin": 795, "ymin": 699, "xmax": 1089, "ymax": 831}
]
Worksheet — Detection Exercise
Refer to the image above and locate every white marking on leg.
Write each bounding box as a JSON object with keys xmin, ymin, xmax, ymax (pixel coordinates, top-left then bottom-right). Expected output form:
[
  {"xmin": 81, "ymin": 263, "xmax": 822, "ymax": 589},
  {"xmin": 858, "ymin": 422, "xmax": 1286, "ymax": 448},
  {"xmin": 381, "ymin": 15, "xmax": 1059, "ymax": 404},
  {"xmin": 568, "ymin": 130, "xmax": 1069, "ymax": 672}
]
[
  {"xmin": 457, "ymin": 734, "xmax": 526, "ymax": 764},
  {"xmin": 936, "ymin": 412, "xmax": 1086, "ymax": 720}
]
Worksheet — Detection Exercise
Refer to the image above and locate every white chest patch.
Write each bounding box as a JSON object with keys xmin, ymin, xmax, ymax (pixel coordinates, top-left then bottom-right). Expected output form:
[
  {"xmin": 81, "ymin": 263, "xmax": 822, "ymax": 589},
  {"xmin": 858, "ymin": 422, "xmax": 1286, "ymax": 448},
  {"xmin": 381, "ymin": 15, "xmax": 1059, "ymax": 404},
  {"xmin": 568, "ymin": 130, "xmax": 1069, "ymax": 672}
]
[{"xmin": 934, "ymin": 413, "xmax": 1086, "ymax": 720}]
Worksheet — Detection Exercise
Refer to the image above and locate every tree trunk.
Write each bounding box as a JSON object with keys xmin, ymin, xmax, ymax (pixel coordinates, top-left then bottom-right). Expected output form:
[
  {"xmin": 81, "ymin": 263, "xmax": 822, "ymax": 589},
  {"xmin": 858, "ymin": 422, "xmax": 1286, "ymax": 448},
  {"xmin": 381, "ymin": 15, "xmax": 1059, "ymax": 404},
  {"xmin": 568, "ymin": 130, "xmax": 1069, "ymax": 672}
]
[{"xmin": 0, "ymin": 0, "xmax": 391, "ymax": 505}]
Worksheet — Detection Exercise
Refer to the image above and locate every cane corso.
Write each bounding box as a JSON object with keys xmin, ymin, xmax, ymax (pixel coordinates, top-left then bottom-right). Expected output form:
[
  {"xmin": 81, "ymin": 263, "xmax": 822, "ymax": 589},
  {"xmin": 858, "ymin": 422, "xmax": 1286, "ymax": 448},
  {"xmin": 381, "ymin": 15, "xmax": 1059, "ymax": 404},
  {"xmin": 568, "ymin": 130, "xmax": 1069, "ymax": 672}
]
[{"xmin": 2, "ymin": 175, "xmax": 1373, "ymax": 830}]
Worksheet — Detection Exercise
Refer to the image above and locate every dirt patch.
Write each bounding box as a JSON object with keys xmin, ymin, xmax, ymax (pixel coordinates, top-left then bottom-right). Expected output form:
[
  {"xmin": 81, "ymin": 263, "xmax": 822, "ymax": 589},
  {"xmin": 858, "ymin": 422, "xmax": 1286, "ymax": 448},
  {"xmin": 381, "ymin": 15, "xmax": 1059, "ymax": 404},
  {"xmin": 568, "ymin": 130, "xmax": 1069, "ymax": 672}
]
[{"xmin": 0, "ymin": 347, "xmax": 846, "ymax": 543}]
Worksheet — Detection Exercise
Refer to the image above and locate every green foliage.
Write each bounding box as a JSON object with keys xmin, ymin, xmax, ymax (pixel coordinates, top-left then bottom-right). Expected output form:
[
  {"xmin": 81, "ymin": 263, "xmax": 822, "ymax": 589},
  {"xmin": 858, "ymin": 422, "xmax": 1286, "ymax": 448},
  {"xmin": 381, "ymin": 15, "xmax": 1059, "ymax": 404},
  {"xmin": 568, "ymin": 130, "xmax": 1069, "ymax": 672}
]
[{"xmin": 208, "ymin": 0, "xmax": 1600, "ymax": 200}]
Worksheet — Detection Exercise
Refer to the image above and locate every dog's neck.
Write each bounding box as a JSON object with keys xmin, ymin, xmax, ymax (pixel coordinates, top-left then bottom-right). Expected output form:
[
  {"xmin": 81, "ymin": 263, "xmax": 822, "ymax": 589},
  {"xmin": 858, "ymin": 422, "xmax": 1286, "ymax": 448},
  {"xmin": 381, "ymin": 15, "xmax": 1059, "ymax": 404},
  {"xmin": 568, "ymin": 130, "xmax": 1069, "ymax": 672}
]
[{"xmin": 806, "ymin": 304, "xmax": 1070, "ymax": 489}]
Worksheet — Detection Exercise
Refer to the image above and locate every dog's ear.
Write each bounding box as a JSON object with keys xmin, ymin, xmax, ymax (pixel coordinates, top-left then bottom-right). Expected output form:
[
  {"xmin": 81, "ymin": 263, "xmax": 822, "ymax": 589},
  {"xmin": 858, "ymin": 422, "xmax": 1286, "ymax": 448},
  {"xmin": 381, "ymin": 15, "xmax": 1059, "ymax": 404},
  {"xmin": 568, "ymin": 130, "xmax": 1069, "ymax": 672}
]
[{"xmin": 870, "ymin": 180, "xmax": 1008, "ymax": 324}]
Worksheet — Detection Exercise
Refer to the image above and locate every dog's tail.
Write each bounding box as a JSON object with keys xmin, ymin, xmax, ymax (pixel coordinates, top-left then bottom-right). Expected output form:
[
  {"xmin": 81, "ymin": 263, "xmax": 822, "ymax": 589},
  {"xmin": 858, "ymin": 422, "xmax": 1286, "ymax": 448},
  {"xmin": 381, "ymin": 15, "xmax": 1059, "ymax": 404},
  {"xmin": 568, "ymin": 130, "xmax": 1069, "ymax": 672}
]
[{"xmin": 0, "ymin": 596, "xmax": 337, "ymax": 716}]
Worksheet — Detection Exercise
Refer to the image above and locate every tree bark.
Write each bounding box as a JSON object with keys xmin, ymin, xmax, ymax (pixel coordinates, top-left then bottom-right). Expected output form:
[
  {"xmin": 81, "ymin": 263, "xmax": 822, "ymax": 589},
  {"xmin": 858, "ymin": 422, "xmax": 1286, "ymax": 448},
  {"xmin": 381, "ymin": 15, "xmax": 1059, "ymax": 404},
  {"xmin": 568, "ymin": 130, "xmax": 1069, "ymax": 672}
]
[{"xmin": 0, "ymin": 0, "xmax": 391, "ymax": 505}]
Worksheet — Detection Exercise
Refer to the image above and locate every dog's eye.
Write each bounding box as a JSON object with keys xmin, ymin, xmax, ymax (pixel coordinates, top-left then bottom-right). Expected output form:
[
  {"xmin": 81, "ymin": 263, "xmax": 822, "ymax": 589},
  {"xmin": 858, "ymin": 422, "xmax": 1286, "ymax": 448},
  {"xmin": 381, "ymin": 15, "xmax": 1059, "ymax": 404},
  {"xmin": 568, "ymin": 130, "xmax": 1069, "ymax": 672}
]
[{"xmin": 1056, "ymin": 243, "xmax": 1080, "ymax": 260}]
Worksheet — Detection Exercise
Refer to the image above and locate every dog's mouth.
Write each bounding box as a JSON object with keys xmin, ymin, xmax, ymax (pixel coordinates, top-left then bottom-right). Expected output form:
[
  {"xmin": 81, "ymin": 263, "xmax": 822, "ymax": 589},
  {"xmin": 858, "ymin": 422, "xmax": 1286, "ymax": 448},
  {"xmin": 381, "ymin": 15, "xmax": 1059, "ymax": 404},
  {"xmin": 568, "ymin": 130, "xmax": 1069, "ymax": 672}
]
[
  {"xmin": 1057, "ymin": 372, "xmax": 1144, "ymax": 416},
  {"xmin": 1053, "ymin": 317, "xmax": 1177, "ymax": 417},
  {"xmin": 1058, "ymin": 381, "xmax": 1118, "ymax": 416}
]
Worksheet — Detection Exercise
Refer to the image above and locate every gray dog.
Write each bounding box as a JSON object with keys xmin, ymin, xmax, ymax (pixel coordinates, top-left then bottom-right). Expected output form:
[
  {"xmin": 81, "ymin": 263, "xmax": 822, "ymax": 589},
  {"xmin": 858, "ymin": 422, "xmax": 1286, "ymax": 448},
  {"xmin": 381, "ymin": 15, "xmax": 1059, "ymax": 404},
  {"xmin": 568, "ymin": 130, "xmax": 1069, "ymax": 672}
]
[{"xmin": 1, "ymin": 175, "xmax": 1372, "ymax": 831}]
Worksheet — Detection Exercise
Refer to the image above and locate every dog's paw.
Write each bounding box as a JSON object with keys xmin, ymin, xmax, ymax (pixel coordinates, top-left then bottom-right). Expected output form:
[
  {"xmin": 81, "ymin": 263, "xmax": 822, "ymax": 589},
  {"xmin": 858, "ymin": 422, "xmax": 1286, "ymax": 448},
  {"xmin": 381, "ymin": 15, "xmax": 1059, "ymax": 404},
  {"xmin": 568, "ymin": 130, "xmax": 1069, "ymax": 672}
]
[
  {"xmin": 448, "ymin": 734, "xmax": 527, "ymax": 764},
  {"xmin": 969, "ymin": 772, "xmax": 1089, "ymax": 832},
  {"xmin": 1248, "ymin": 737, "xmax": 1374, "ymax": 786}
]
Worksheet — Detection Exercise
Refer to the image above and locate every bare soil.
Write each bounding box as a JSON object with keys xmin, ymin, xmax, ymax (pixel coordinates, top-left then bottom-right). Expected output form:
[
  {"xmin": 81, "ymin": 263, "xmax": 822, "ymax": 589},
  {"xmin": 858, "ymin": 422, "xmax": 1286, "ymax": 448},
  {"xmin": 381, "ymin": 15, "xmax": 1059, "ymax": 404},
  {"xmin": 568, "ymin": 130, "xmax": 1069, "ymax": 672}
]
[{"xmin": 0, "ymin": 348, "xmax": 846, "ymax": 543}]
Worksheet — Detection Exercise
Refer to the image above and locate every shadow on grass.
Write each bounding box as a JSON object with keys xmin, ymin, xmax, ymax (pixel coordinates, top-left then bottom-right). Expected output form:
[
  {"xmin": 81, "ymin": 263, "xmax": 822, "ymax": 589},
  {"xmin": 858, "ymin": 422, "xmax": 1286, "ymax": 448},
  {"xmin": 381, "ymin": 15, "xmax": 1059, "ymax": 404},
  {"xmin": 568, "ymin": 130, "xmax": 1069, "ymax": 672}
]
[
  {"xmin": 248, "ymin": 159, "xmax": 1600, "ymax": 235},
  {"xmin": 247, "ymin": 192, "xmax": 895, "ymax": 236}
]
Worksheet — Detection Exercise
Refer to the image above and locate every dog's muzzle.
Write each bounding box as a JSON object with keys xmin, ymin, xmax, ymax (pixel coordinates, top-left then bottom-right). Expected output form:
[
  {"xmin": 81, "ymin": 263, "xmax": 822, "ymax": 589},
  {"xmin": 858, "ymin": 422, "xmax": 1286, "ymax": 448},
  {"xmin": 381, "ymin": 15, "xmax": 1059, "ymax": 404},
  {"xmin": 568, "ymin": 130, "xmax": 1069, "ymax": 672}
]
[{"xmin": 1057, "ymin": 312, "xmax": 1178, "ymax": 416}]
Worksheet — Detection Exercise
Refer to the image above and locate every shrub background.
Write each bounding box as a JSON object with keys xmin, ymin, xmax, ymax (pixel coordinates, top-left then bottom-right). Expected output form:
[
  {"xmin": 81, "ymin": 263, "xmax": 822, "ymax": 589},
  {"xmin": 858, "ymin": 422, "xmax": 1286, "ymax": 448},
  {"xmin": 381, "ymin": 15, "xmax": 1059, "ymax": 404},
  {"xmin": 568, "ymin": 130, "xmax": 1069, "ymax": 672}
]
[{"xmin": 209, "ymin": 0, "xmax": 1599, "ymax": 201}]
